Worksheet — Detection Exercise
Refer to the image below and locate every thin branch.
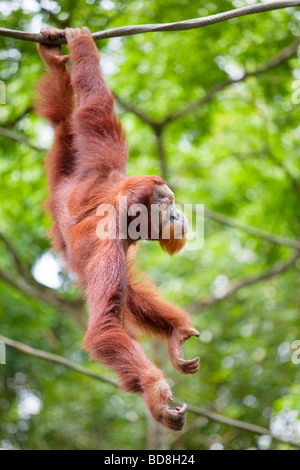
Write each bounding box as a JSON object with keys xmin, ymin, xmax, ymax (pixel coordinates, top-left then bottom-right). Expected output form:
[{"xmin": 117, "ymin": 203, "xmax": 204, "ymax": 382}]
[
  {"xmin": 191, "ymin": 251, "xmax": 300, "ymax": 310},
  {"xmin": 1, "ymin": 106, "xmax": 33, "ymax": 128},
  {"xmin": 163, "ymin": 36, "xmax": 300, "ymax": 124},
  {"xmin": 0, "ymin": 334, "xmax": 117, "ymax": 387},
  {"xmin": 0, "ymin": 126, "xmax": 42, "ymax": 152},
  {"xmin": 114, "ymin": 95, "xmax": 169, "ymax": 179},
  {"xmin": 115, "ymin": 36, "xmax": 300, "ymax": 181},
  {"xmin": 1, "ymin": 333, "xmax": 299, "ymax": 449},
  {"xmin": 114, "ymin": 93, "xmax": 158, "ymax": 127},
  {"xmin": 114, "ymin": 36, "xmax": 300, "ymax": 151},
  {"xmin": 263, "ymin": 141, "xmax": 300, "ymax": 199},
  {"xmin": 205, "ymin": 208, "xmax": 300, "ymax": 250},
  {"xmin": 253, "ymin": 36, "xmax": 300, "ymax": 73},
  {"xmin": 269, "ymin": 155, "xmax": 300, "ymax": 198},
  {"xmin": 0, "ymin": 232, "xmax": 84, "ymax": 313},
  {"xmin": 232, "ymin": 145, "xmax": 300, "ymax": 195},
  {"xmin": 0, "ymin": 2, "xmax": 299, "ymax": 44},
  {"xmin": 154, "ymin": 126, "xmax": 168, "ymax": 181},
  {"xmin": 0, "ymin": 267, "xmax": 85, "ymax": 325},
  {"xmin": 232, "ymin": 150, "xmax": 269, "ymax": 160},
  {"xmin": 0, "ymin": 232, "xmax": 28, "ymax": 278},
  {"xmin": 184, "ymin": 402, "xmax": 300, "ymax": 450}
]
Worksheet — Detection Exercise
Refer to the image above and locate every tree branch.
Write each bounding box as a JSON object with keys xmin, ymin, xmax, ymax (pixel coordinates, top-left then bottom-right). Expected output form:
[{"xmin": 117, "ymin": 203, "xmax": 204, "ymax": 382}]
[
  {"xmin": 0, "ymin": 266, "xmax": 85, "ymax": 325},
  {"xmin": 191, "ymin": 250, "xmax": 300, "ymax": 310},
  {"xmin": 184, "ymin": 402, "xmax": 300, "ymax": 450},
  {"xmin": 0, "ymin": 232, "xmax": 28, "ymax": 278},
  {"xmin": 114, "ymin": 93, "xmax": 158, "ymax": 127},
  {"xmin": 114, "ymin": 95, "xmax": 169, "ymax": 179},
  {"xmin": 1, "ymin": 334, "xmax": 299, "ymax": 449},
  {"xmin": 154, "ymin": 126, "xmax": 168, "ymax": 181},
  {"xmin": 0, "ymin": 232, "xmax": 84, "ymax": 313},
  {"xmin": 262, "ymin": 141, "xmax": 300, "ymax": 199},
  {"xmin": 0, "ymin": 334, "xmax": 117, "ymax": 387},
  {"xmin": 1, "ymin": 106, "xmax": 33, "ymax": 128},
  {"xmin": 0, "ymin": 1, "xmax": 299, "ymax": 44},
  {"xmin": 163, "ymin": 36, "xmax": 300, "ymax": 124},
  {"xmin": 205, "ymin": 208, "xmax": 300, "ymax": 250},
  {"xmin": 114, "ymin": 35, "xmax": 300, "ymax": 162},
  {"xmin": 0, "ymin": 126, "xmax": 42, "ymax": 152}
]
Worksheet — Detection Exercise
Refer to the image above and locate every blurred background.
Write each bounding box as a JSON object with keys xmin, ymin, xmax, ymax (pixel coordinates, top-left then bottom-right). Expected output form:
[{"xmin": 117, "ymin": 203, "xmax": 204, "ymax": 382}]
[{"xmin": 0, "ymin": 0, "xmax": 300, "ymax": 451}]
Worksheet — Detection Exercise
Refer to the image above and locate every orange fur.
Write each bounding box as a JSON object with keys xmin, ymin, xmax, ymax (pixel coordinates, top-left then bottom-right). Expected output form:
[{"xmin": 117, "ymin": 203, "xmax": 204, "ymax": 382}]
[{"xmin": 36, "ymin": 27, "xmax": 199, "ymax": 431}]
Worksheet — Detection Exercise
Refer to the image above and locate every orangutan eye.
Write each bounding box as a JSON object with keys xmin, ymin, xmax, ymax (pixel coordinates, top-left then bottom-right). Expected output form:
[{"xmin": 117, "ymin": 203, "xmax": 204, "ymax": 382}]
[{"xmin": 170, "ymin": 210, "xmax": 178, "ymax": 221}]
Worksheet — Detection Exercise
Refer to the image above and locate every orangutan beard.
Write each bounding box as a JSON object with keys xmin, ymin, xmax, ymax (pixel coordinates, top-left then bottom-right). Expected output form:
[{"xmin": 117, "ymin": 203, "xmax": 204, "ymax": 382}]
[{"xmin": 159, "ymin": 234, "xmax": 187, "ymax": 255}]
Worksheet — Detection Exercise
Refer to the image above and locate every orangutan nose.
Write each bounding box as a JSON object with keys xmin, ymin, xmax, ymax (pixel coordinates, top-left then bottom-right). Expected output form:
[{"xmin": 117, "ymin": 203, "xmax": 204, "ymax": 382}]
[{"xmin": 171, "ymin": 210, "xmax": 189, "ymax": 235}]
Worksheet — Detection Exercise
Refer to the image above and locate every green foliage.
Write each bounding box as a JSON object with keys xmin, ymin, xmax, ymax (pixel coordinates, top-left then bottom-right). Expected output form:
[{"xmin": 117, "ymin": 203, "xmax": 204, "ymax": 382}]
[{"xmin": 0, "ymin": 0, "xmax": 300, "ymax": 450}]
